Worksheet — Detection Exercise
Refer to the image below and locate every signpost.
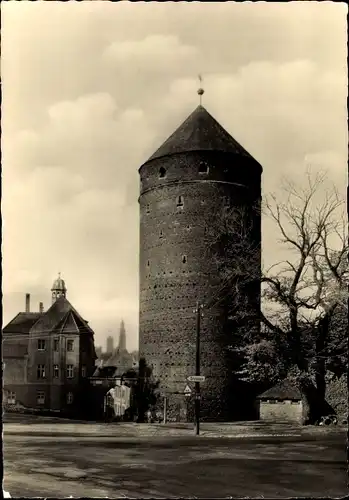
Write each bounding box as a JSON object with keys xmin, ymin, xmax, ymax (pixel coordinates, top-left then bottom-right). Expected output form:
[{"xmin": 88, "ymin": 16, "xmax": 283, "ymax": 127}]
[
  {"xmin": 193, "ymin": 301, "xmax": 204, "ymax": 435},
  {"xmin": 163, "ymin": 396, "xmax": 168, "ymax": 424},
  {"xmin": 187, "ymin": 375, "xmax": 205, "ymax": 383},
  {"xmin": 184, "ymin": 385, "xmax": 192, "ymax": 397}
]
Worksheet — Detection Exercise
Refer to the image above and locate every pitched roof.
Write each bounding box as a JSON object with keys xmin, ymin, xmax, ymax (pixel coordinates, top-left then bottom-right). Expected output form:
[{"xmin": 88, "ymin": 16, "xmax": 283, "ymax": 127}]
[
  {"xmin": 104, "ymin": 347, "xmax": 137, "ymax": 370},
  {"xmin": 30, "ymin": 296, "xmax": 94, "ymax": 335},
  {"xmin": 258, "ymin": 379, "xmax": 302, "ymax": 401},
  {"xmin": 54, "ymin": 310, "xmax": 79, "ymax": 334},
  {"xmin": 3, "ymin": 312, "xmax": 43, "ymax": 334},
  {"xmin": 92, "ymin": 366, "xmax": 118, "ymax": 378},
  {"xmin": 144, "ymin": 105, "xmax": 256, "ymax": 164}
]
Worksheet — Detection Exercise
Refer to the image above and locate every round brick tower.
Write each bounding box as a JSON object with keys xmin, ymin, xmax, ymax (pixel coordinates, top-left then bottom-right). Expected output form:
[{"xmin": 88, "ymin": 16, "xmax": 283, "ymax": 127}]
[{"xmin": 138, "ymin": 104, "xmax": 262, "ymax": 421}]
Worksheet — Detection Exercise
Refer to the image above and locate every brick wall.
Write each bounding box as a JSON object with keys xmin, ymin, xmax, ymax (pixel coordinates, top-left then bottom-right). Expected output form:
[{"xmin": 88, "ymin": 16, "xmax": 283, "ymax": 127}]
[
  {"xmin": 259, "ymin": 400, "xmax": 303, "ymax": 423},
  {"xmin": 139, "ymin": 150, "xmax": 262, "ymax": 421}
]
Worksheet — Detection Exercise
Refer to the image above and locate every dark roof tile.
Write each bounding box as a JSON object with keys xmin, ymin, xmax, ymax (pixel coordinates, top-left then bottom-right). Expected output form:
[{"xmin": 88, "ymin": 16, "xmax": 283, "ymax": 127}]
[
  {"xmin": 92, "ymin": 366, "xmax": 118, "ymax": 378},
  {"xmin": 258, "ymin": 378, "xmax": 302, "ymax": 400},
  {"xmin": 30, "ymin": 296, "xmax": 94, "ymax": 335},
  {"xmin": 144, "ymin": 105, "xmax": 257, "ymax": 164},
  {"xmin": 3, "ymin": 313, "xmax": 43, "ymax": 334}
]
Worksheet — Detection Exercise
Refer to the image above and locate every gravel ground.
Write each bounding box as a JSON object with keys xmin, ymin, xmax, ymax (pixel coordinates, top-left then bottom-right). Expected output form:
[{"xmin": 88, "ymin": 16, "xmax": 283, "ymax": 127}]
[{"xmin": 3, "ymin": 419, "xmax": 347, "ymax": 498}]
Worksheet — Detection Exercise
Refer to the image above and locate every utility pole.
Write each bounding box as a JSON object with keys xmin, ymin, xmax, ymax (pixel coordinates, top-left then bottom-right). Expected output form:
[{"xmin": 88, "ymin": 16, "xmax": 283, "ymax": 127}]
[
  {"xmin": 163, "ymin": 395, "xmax": 168, "ymax": 424},
  {"xmin": 195, "ymin": 301, "xmax": 203, "ymax": 435}
]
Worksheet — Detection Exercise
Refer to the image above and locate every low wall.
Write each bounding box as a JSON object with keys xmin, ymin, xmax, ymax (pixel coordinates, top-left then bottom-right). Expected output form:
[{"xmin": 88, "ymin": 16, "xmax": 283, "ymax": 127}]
[{"xmin": 259, "ymin": 400, "xmax": 303, "ymax": 423}]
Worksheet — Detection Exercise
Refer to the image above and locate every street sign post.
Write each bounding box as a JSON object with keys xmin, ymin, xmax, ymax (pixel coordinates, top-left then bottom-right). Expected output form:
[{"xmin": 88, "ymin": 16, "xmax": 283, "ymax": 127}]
[
  {"xmin": 184, "ymin": 384, "xmax": 192, "ymax": 398},
  {"xmin": 187, "ymin": 375, "xmax": 205, "ymax": 383}
]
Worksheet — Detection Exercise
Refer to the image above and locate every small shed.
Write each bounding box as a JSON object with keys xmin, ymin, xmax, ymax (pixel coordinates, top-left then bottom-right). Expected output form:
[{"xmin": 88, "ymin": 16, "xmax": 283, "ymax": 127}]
[{"xmin": 257, "ymin": 379, "xmax": 304, "ymax": 423}]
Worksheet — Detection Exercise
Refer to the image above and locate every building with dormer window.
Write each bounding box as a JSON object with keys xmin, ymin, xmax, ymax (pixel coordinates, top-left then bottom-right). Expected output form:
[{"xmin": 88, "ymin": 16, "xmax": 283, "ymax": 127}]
[{"xmin": 3, "ymin": 274, "xmax": 97, "ymax": 416}]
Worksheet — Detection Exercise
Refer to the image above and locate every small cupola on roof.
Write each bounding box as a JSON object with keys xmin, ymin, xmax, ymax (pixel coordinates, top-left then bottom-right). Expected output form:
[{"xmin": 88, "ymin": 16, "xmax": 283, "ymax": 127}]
[
  {"xmin": 51, "ymin": 272, "xmax": 67, "ymax": 304},
  {"xmin": 143, "ymin": 104, "xmax": 254, "ymax": 165}
]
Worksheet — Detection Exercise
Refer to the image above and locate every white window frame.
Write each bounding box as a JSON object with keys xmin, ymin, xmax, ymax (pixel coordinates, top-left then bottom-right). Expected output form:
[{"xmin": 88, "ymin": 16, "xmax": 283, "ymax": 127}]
[
  {"xmin": 37, "ymin": 391, "xmax": 45, "ymax": 404},
  {"xmin": 66, "ymin": 364, "xmax": 74, "ymax": 379},
  {"xmin": 67, "ymin": 392, "xmax": 74, "ymax": 404},
  {"xmin": 38, "ymin": 339, "xmax": 46, "ymax": 351},
  {"xmin": 37, "ymin": 364, "xmax": 46, "ymax": 379},
  {"xmin": 53, "ymin": 364, "xmax": 59, "ymax": 378},
  {"xmin": 7, "ymin": 391, "xmax": 16, "ymax": 404}
]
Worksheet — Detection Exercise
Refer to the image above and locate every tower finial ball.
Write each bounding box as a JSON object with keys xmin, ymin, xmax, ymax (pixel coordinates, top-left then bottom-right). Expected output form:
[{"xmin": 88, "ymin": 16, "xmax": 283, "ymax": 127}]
[{"xmin": 197, "ymin": 88, "xmax": 204, "ymax": 96}]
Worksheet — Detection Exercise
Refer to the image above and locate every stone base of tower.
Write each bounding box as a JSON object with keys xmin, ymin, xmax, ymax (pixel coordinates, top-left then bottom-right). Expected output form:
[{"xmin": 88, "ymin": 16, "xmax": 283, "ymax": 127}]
[
  {"xmin": 156, "ymin": 394, "xmax": 240, "ymax": 423},
  {"xmin": 155, "ymin": 382, "xmax": 259, "ymax": 423}
]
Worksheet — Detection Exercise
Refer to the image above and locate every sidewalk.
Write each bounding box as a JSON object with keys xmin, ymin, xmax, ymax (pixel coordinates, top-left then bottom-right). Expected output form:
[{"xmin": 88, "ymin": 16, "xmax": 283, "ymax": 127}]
[{"xmin": 4, "ymin": 420, "xmax": 345, "ymax": 438}]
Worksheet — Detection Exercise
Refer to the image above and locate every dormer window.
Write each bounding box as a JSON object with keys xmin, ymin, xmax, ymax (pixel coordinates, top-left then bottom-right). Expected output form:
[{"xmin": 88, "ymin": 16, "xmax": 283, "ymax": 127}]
[
  {"xmin": 159, "ymin": 167, "xmax": 166, "ymax": 178},
  {"xmin": 199, "ymin": 162, "xmax": 209, "ymax": 174},
  {"xmin": 176, "ymin": 196, "xmax": 184, "ymax": 208}
]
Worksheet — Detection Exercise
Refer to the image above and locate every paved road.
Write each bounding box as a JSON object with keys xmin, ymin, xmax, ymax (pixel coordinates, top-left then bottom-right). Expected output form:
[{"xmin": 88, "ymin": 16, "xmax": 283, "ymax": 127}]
[{"xmin": 3, "ymin": 423, "xmax": 347, "ymax": 498}]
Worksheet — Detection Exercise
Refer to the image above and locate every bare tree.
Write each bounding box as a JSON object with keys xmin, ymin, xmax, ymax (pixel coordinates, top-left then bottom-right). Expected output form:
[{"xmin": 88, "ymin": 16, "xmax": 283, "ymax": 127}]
[{"xmin": 207, "ymin": 170, "xmax": 348, "ymax": 422}]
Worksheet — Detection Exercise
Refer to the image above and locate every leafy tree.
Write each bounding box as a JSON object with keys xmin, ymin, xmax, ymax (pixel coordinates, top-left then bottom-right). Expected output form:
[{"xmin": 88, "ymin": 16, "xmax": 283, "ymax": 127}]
[
  {"xmin": 207, "ymin": 170, "xmax": 348, "ymax": 423},
  {"xmin": 123, "ymin": 357, "xmax": 160, "ymax": 423}
]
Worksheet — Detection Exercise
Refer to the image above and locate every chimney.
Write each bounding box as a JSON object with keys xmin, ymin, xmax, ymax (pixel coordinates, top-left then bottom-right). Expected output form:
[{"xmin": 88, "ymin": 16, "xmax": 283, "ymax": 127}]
[
  {"xmin": 39, "ymin": 302, "xmax": 44, "ymax": 313},
  {"xmin": 25, "ymin": 293, "xmax": 30, "ymax": 313}
]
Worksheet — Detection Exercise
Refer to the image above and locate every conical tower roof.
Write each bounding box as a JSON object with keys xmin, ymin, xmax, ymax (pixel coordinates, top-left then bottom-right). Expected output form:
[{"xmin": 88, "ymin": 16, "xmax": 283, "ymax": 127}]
[{"xmin": 145, "ymin": 105, "xmax": 255, "ymax": 164}]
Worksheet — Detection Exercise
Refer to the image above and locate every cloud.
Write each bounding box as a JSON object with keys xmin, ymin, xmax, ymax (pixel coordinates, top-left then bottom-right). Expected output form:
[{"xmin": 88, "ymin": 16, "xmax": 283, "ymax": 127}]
[
  {"xmin": 2, "ymin": 2, "xmax": 347, "ymax": 350},
  {"xmin": 5, "ymin": 92, "xmax": 153, "ymax": 188},
  {"xmin": 48, "ymin": 93, "xmax": 118, "ymax": 124},
  {"xmin": 103, "ymin": 34, "xmax": 198, "ymax": 71}
]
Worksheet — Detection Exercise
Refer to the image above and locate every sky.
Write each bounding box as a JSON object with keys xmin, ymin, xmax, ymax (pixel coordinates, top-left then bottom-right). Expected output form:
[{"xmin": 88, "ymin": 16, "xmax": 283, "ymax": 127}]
[{"xmin": 2, "ymin": 2, "xmax": 347, "ymax": 352}]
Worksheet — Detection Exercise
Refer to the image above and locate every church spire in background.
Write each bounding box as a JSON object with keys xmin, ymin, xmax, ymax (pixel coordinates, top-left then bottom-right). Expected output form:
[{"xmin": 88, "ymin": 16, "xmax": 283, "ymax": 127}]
[{"xmin": 118, "ymin": 319, "xmax": 126, "ymax": 351}]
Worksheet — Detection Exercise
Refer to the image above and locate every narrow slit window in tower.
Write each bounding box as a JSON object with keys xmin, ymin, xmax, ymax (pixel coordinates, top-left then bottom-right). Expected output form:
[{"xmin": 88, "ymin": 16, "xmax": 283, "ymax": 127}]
[
  {"xmin": 159, "ymin": 167, "xmax": 166, "ymax": 178},
  {"xmin": 182, "ymin": 255, "xmax": 187, "ymax": 264},
  {"xmin": 159, "ymin": 230, "xmax": 164, "ymax": 238},
  {"xmin": 176, "ymin": 196, "xmax": 184, "ymax": 208},
  {"xmin": 199, "ymin": 162, "xmax": 209, "ymax": 174},
  {"xmin": 146, "ymin": 204, "xmax": 150, "ymax": 214},
  {"xmin": 147, "ymin": 260, "xmax": 150, "ymax": 267}
]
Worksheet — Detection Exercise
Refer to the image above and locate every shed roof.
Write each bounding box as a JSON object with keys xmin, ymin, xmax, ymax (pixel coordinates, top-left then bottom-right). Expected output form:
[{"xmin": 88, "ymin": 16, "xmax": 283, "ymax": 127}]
[
  {"xmin": 258, "ymin": 379, "xmax": 302, "ymax": 401},
  {"xmin": 144, "ymin": 105, "xmax": 257, "ymax": 164}
]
